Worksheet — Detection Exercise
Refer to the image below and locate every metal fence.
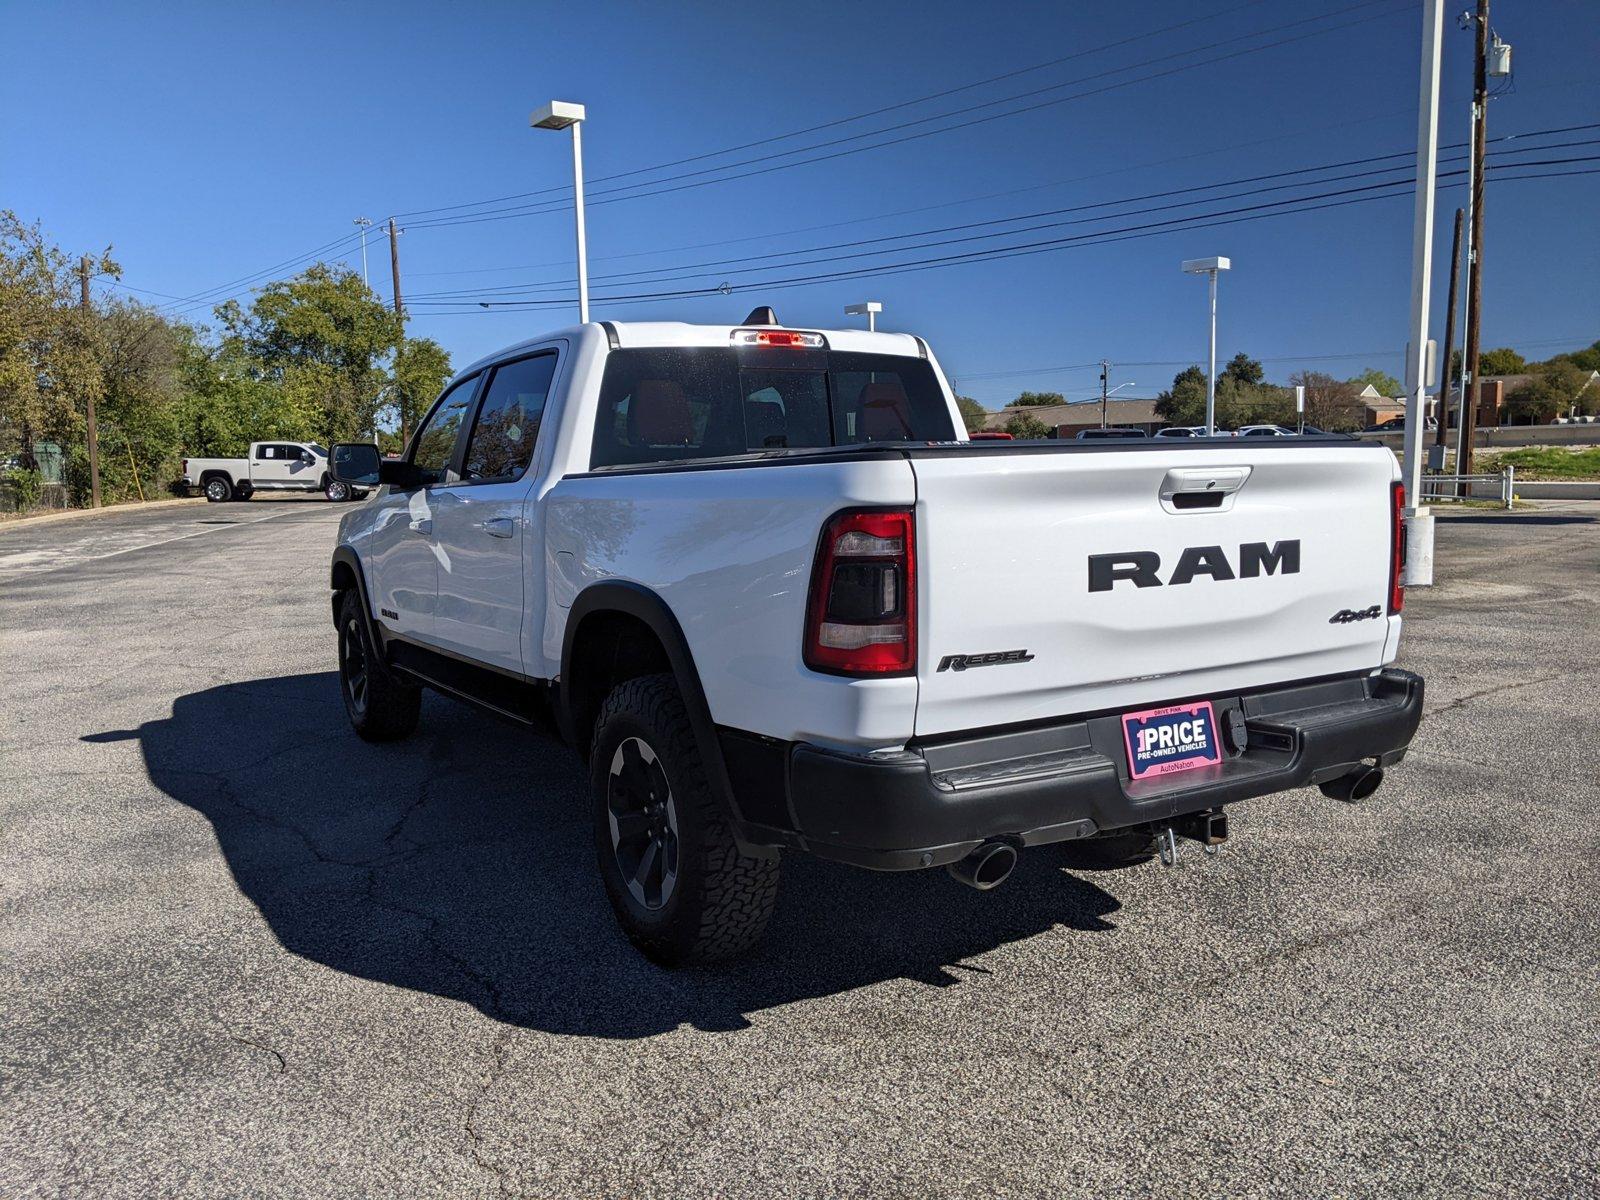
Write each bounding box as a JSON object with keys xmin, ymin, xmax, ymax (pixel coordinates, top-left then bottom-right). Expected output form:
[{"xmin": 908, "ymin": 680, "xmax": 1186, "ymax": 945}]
[{"xmin": 1418, "ymin": 466, "xmax": 1516, "ymax": 509}]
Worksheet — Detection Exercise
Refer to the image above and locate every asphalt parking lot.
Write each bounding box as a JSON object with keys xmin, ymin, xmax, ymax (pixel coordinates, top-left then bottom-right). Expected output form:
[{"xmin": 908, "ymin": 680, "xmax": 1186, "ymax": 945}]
[{"xmin": 3, "ymin": 496, "xmax": 1597, "ymax": 1197}]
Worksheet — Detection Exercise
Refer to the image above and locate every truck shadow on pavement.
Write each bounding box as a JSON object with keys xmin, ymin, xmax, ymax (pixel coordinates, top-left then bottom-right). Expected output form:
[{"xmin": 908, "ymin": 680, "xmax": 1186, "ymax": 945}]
[{"xmin": 87, "ymin": 672, "xmax": 1121, "ymax": 1038}]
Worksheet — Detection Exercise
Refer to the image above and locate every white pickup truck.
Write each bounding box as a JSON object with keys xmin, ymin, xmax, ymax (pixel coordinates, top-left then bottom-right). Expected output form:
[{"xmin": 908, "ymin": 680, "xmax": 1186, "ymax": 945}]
[
  {"xmin": 182, "ymin": 441, "xmax": 362, "ymax": 502},
  {"xmin": 327, "ymin": 312, "xmax": 1423, "ymax": 965}
]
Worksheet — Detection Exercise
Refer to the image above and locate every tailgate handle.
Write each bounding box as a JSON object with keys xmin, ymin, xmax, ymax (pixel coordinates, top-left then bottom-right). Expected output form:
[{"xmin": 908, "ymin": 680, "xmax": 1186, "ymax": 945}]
[{"xmin": 1159, "ymin": 466, "xmax": 1251, "ymax": 514}]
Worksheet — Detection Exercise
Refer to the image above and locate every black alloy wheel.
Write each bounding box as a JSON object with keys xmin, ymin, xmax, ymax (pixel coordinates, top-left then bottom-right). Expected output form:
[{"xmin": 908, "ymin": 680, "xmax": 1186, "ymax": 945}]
[{"xmin": 606, "ymin": 736, "xmax": 680, "ymax": 911}]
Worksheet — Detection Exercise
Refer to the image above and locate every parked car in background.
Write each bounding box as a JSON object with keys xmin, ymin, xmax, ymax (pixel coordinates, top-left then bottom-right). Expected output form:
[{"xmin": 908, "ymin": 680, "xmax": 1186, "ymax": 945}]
[
  {"xmin": 1075, "ymin": 427, "xmax": 1148, "ymax": 440},
  {"xmin": 1237, "ymin": 424, "xmax": 1296, "ymax": 437},
  {"xmin": 326, "ymin": 312, "xmax": 1423, "ymax": 965},
  {"xmin": 1153, "ymin": 425, "xmax": 1232, "ymax": 439},
  {"xmin": 182, "ymin": 442, "xmax": 365, "ymax": 502},
  {"xmin": 1363, "ymin": 416, "xmax": 1437, "ymax": 433}
]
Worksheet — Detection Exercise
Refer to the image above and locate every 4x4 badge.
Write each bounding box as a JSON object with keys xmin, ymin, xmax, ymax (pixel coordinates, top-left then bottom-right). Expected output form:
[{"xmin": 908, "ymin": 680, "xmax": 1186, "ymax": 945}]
[{"xmin": 1329, "ymin": 605, "xmax": 1383, "ymax": 624}]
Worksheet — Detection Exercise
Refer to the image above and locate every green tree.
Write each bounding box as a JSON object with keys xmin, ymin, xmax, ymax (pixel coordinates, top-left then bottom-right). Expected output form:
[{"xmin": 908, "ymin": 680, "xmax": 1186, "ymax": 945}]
[
  {"xmin": 1566, "ymin": 340, "xmax": 1600, "ymax": 373},
  {"xmin": 1506, "ymin": 360, "xmax": 1594, "ymax": 424},
  {"xmin": 388, "ymin": 337, "xmax": 453, "ymax": 450},
  {"xmin": 1348, "ymin": 367, "xmax": 1401, "ymax": 397},
  {"xmin": 0, "ymin": 211, "xmax": 118, "ymax": 466},
  {"xmin": 1154, "ymin": 366, "xmax": 1207, "ymax": 425},
  {"xmin": 953, "ymin": 394, "xmax": 989, "ymax": 435},
  {"xmin": 1010, "ymin": 390, "xmax": 1064, "ymax": 407},
  {"xmin": 1224, "ymin": 352, "xmax": 1264, "ymax": 387},
  {"xmin": 1004, "ymin": 411, "xmax": 1052, "ymax": 439},
  {"xmin": 1478, "ymin": 347, "xmax": 1527, "ymax": 376},
  {"xmin": 219, "ymin": 263, "xmax": 400, "ymax": 447}
]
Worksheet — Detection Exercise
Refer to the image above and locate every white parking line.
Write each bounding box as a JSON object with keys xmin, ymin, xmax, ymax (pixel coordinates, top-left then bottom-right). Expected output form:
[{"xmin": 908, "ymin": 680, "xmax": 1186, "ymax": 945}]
[{"xmin": 0, "ymin": 508, "xmax": 308, "ymax": 581}]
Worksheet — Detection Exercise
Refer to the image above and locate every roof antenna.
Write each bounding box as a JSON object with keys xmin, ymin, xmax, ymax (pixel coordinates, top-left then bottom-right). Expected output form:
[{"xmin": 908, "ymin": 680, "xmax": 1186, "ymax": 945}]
[{"xmin": 743, "ymin": 305, "xmax": 779, "ymax": 326}]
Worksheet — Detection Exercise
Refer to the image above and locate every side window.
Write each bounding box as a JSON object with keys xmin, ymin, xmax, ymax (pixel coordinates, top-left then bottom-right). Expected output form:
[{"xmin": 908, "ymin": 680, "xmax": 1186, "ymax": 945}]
[
  {"xmin": 280, "ymin": 444, "xmax": 305, "ymax": 460},
  {"xmin": 462, "ymin": 354, "xmax": 557, "ymax": 482},
  {"xmin": 411, "ymin": 375, "xmax": 479, "ymax": 486},
  {"xmin": 255, "ymin": 445, "xmax": 275, "ymax": 460},
  {"xmin": 590, "ymin": 349, "xmax": 741, "ymax": 469}
]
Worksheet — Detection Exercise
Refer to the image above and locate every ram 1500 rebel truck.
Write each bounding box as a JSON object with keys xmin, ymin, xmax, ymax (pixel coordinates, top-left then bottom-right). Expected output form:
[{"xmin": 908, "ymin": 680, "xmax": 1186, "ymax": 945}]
[
  {"xmin": 327, "ymin": 313, "xmax": 1423, "ymax": 965},
  {"xmin": 183, "ymin": 441, "xmax": 364, "ymax": 502}
]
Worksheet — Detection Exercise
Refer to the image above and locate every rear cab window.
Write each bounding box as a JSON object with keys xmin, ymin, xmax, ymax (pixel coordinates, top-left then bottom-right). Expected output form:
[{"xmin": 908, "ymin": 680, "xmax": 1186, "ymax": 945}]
[{"xmin": 590, "ymin": 346, "xmax": 955, "ymax": 469}]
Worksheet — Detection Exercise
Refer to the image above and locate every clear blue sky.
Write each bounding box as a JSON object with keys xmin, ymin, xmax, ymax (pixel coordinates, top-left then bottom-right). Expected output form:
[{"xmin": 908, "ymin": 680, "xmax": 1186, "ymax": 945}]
[{"xmin": 5, "ymin": 0, "xmax": 1596, "ymax": 406}]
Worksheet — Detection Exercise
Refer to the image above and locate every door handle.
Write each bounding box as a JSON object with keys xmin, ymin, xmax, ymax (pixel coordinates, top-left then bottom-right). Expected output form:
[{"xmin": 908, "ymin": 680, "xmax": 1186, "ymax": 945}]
[
  {"xmin": 408, "ymin": 517, "xmax": 433, "ymax": 535},
  {"xmin": 482, "ymin": 517, "xmax": 514, "ymax": 539}
]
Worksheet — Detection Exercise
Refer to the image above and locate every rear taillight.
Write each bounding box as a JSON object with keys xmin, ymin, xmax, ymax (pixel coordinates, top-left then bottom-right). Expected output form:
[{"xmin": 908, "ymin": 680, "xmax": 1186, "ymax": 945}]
[
  {"xmin": 804, "ymin": 508, "xmax": 916, "ymax": 676},
  {"xmin": 1389, "ymin": 481, "xmax": 1405, "ymax": 614}
]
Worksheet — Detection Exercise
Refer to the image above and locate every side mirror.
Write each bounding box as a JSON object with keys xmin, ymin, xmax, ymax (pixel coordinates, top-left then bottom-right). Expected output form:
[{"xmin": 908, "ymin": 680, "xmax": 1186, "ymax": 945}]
[
  {"xmin": 300, "ymin": 451, "xmax": 316, "ymax": 463},
  {"xmin": 330, "ymin": 443, "xmax": 382, "ymax": 486},
  {"xmin": 332, "ymin": 442, "xmax": 423, "ymax": 490}
]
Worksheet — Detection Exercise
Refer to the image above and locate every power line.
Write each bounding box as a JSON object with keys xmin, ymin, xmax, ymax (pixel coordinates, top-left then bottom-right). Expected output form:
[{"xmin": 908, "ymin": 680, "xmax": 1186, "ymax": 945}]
[
  {"xmin": 404, "ymin": 134, "xmax": 1597, "ymax": 301},
  {"xmin": 392, "ymin": 0, "xmax": 1280, "ymax": 222},
  {"xmin": 404, "ymin": 163, "xmax": 1597, "ymax": 314},
  {"xmin": 403, "ymin": 150, "xmax": 1598, "ymax": 308},
  {"xmin": 401, "ymin": 0, "xmax": 1410, "ymax": 231}
]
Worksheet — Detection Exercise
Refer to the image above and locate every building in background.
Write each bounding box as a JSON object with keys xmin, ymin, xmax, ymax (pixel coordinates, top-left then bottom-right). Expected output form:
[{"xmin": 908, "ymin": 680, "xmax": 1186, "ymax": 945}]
[{"xmin": 982, "ymin": 398, "xmax": 1162, "ymax": 437}]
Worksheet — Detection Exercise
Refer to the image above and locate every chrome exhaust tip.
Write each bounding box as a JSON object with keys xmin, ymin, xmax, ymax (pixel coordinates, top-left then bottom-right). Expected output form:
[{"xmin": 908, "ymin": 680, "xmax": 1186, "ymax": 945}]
[
  {"xmin": 1320, "ymin": 765, "xmax": 1384, "ymax": 803},
  {"xmin": 947, "ymin": 840, "xmax": 1019, "ymax": 890}
]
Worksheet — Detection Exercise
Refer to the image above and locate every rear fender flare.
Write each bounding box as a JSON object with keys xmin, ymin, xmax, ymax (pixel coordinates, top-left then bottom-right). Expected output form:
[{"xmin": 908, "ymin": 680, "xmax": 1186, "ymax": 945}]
[{"xmin": 561, "ymin": 581, "xmax": 767, "ymax": 852}]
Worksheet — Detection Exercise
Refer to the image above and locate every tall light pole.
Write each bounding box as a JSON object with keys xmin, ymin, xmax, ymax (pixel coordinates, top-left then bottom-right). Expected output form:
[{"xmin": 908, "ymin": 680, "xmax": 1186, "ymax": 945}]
[
  {"xmin": 1401, "ymin": 0, "xmax": 1445, "ymax": 588},
  {"xmin": 353, "ymin": 216, "xmax": 373, "ymax": 289},
  {"xmin": 531, "ymin": 101, "xmax": 589, "ymax": 323},
  {"xmin": 845, "ymin": 301, "xmax": 882, "ymax": 332},
  {"xmin": 1182, "ymin": 257, "xmax": 1231, "ymax": 435}
]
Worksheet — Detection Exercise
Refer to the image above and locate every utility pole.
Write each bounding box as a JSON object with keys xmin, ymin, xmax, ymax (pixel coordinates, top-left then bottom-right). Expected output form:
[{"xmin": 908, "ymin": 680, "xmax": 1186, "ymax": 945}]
[
  {"xmin": 1099, "ymin": 360, "xmax": 1110, "ymax": 429},
  {"xmin": 1459, "ymin": 0, "xmax": 1490, "ymax": 478},
  {"xmin": 388, "ymin": 218, "xmax": 407, "ymax": 448},
  {"xmin": 1436, "ymin": 208, "xmax": 1464, "ymax": 461},
  {"xmin": 79, "ymin": 256, "xmax": 102, "ymax": 509}
]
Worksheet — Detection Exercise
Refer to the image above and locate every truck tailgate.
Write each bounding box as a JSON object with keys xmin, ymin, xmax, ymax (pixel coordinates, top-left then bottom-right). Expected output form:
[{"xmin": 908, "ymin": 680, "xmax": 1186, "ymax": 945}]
[{"xmin": 910, "ymin": 444, "xmax": 1400, "ymax": 738}]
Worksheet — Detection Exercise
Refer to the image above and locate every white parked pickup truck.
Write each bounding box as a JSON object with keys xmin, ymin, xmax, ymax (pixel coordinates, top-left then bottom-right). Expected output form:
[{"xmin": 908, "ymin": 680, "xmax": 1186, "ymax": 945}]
[
  {"xmin": 327, "ymin": 312, "xmax": 1423, "ymax": 965},
  {"xmin": 182, "ymin": 441, "xmax": 363, "ymax": 502}
]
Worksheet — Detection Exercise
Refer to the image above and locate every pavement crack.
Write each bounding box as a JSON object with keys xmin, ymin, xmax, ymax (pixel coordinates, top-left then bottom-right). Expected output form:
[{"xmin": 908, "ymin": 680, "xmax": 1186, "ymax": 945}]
[
  {"xmin": 1424, "ymin": 672, "xmax": 1565, "ymax": 717},
  {"xmin": 462, "ymin": 1029, "xmax": 516, "ymax": 1196},
  {"xmin": 230, "ymin": 1035, "xmax": 287, "ymax": 1074}
]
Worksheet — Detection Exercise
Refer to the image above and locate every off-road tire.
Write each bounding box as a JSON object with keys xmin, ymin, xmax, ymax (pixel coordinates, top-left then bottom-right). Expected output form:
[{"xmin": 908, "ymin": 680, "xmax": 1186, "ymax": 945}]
[
  {"xmin": 590, "ymin": 673, "xmax": 779, "ymax": 966},
  {"xmin": 337, "ymin": 589, "xmax": 420, "ymax": 742},
  {"xmin": 203, "ymin": 476, "xmax": 233, "ymax": 503},
  {"xmin": 326, "ymin": 478, "xmax": 351, "ymax": 502}
]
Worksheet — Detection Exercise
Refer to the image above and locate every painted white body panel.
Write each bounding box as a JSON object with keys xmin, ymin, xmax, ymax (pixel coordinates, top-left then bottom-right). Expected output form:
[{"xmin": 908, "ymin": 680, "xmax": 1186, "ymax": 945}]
[
  {"xmin": 909, "ymin": 447, "xmax": 1401, "ymax": 737},
  {"xmin": 544, "ymin": 457, "xmax": 919, "ymax": 750}
]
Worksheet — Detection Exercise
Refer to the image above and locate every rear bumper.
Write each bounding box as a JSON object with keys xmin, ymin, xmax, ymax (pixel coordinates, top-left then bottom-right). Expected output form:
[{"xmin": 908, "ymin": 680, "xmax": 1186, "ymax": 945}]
[{"xmin": 730, "ymin": 668, "xmax": 1423, "ymax": 870}]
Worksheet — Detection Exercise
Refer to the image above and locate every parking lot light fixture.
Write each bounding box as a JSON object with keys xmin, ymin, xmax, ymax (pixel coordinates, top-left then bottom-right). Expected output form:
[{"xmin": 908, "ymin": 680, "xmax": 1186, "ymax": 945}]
[
  {"xmin": 1182, "ymin": 256, "xmax": 1231, "ymax": 435},
  {"xmin": 845, "ymin": 301, "xmax": 883, "ymax": 332},
  {"xmin": 531, "ymin": 101, "xmax": 589, "ymax": 323}
]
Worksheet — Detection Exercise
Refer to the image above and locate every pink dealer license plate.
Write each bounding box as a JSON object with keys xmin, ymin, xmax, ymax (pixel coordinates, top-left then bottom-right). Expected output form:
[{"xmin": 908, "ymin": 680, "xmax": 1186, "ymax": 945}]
[{"xmin": 1121, "ymin": 701, "xmax": 1222, "ymax": 781}]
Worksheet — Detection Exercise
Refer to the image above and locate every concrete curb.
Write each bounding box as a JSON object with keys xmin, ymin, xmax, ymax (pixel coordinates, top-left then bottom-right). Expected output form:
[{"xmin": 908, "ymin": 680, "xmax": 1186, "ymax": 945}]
[{"xmin": 0, "ymin": 495, "xmax": 201, "ymax": 533}]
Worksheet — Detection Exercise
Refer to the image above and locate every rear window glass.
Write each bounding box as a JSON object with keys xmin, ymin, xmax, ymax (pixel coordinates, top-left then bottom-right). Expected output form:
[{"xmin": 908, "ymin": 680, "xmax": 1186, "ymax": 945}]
[{"xmin": 590, "ymin": 347, "xmax": 956, "ymax": 469}]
